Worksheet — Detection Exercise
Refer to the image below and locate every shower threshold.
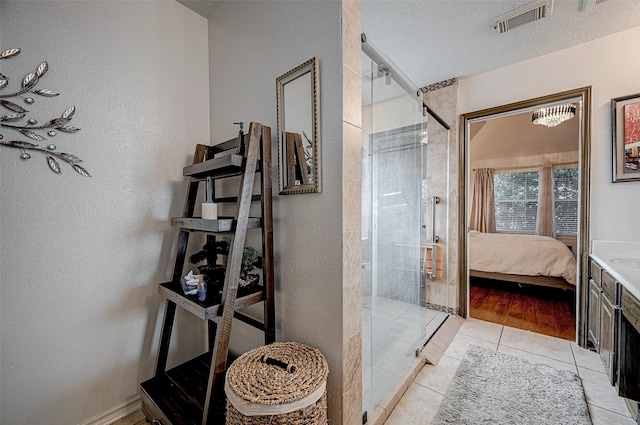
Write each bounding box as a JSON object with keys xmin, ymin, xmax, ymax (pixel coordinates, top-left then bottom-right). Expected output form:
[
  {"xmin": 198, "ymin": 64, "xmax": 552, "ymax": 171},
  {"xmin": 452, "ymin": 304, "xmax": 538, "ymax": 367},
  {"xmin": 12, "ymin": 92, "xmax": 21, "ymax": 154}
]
[{"xmin": 362, "ymin": 296, "xmax": 448, "ymax": 417}]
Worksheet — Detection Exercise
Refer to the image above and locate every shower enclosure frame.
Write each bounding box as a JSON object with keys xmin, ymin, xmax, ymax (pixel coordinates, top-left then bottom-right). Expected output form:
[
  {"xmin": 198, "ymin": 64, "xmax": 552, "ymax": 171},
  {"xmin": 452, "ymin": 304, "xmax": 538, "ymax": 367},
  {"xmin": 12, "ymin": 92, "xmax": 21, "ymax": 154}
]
[{"xmin": 361, "ymin": 32, "xmax": 452, "ymax": 419}]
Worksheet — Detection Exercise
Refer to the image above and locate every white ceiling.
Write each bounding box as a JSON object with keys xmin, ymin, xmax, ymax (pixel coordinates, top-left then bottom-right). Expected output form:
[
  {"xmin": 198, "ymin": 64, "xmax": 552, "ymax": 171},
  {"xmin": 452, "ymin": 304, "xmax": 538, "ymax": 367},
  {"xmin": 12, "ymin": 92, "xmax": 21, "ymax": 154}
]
[
  {"xmin": 178, "ymin": 0, "xmax": 640, "ymax": 88},
  {"xmin": 177, "ymin": 0, "xmax": 223, "ymax": 18},
  {"xmin": 362, "ymin": 0, "xmax": 640, "ymax": 87}
]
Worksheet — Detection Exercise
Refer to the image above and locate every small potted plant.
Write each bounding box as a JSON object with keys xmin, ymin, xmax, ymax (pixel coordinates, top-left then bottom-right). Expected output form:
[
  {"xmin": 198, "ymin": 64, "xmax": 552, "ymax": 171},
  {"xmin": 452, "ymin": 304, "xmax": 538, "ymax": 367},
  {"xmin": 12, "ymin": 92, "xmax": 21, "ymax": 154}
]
[
  {"xmin": 189, "ymin": 240, "xmax": 228, "ymax": 295},
  {"xmin": 240, "ymin": 246, "xmax": 261, "ymax": 289},
  {"xmin": 189, "ymin": 242, "xmax": 261, "ymax": 293}
]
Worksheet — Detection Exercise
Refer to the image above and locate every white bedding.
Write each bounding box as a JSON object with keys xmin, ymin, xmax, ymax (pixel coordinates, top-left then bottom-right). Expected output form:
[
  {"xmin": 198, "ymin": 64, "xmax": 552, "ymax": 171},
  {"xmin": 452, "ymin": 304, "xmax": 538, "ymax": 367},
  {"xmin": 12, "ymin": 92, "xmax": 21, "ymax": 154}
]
[{"xmin": 469, "ymin": 230, "xmax": 577, "ymax": 285}]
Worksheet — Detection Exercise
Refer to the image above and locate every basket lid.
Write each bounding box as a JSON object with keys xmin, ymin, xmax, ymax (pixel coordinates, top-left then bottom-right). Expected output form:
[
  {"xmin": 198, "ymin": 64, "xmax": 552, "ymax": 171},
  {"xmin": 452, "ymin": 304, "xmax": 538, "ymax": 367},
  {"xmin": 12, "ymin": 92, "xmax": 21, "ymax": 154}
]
[{"xmin": 225, "ymin": 342, "xmax": 329, "ymax": 406}]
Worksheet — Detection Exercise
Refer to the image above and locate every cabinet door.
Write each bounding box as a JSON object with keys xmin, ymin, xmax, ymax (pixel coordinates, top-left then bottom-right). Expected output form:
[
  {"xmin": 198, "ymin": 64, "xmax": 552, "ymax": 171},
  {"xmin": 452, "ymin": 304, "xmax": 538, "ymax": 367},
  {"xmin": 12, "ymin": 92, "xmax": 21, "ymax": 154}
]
[
  {"xmin": 588, "ymin": 279, "xmax": 601, "ymax": 351},
  {"xmin": 600, "ymin": 293, "xmax": 616, "ymax": 385},
  {"xmin": 619, "ymin": 287, "xmax": 640, "ymax": 401}
]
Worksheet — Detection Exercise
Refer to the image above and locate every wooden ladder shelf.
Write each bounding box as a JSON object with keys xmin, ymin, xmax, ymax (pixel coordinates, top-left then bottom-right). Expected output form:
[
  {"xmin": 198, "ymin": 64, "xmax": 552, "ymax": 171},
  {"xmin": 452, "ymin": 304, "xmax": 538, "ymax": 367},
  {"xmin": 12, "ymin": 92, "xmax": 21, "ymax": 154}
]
[{"xmin": 140, "ymin": 122, "xmax": 275, "ymax": 425}]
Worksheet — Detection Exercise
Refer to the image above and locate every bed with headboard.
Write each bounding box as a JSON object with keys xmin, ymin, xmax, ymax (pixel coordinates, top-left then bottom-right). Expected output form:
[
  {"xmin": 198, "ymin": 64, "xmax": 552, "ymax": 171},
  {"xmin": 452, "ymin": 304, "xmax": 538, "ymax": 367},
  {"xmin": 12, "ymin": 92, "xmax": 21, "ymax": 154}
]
[{"xmin": 469, "ymin": 230, "xmax": 577, "ymax": 291}]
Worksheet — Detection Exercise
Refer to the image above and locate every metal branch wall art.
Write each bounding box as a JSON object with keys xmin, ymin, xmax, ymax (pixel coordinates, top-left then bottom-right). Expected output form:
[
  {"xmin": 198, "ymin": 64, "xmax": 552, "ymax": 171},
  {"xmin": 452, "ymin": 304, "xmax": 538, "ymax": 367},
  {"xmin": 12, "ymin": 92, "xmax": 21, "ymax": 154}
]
[{"xmin": 0, "ymin": 48, "xmax": 90, "ymax": 176}]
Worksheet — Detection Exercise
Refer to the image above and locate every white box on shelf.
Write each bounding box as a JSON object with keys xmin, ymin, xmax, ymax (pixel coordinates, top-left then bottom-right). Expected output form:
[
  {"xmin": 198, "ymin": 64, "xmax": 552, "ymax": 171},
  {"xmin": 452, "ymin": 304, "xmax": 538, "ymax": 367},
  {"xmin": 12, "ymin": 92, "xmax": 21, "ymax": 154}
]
[{"xmin": 202, "ymin": 202, "xmax": 218, "ymax": 220}]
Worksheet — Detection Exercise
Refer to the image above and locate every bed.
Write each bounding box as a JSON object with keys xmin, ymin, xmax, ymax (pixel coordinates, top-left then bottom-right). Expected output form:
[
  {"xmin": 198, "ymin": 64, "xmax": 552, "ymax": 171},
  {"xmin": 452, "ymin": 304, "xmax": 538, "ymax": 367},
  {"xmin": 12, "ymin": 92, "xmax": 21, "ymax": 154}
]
[{"xmin": 469, "ymin": 230, "xmax": 577, "ymax": 291}]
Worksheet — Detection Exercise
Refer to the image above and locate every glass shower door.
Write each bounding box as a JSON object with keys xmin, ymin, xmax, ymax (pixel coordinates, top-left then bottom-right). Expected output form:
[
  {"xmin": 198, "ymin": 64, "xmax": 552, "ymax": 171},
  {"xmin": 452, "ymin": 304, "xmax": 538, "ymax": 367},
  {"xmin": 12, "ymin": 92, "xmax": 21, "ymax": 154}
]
[{"xmin": 361, "ymin": 41, "xmax": 426, "ymax": 414}]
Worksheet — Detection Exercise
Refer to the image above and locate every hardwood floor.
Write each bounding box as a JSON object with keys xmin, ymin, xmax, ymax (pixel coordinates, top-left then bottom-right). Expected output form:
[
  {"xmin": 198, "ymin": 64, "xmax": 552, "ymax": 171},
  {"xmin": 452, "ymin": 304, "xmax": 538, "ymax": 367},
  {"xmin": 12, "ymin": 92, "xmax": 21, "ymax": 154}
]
[{"xmin": 470, "ymin": 278, "xmax": 576, "ymax": 340}]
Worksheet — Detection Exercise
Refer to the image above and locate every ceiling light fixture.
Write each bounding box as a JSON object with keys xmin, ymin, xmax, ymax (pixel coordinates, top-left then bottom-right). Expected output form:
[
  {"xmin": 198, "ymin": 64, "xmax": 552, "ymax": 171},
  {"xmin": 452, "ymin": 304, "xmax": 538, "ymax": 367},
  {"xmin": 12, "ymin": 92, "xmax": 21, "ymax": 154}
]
[{"xmin": 532, "ymin": 103, "xmax": 576, "ymax": 127}]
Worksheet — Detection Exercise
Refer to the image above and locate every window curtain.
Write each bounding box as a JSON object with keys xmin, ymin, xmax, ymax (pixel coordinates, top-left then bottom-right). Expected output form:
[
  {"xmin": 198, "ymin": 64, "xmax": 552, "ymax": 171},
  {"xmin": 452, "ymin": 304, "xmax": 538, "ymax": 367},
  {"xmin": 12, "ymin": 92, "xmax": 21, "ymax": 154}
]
[
  {"xmin": 470, "ymin": 168, "xmax": 496, "ymax": 233},
  {"xmin": 536, "ymin": 161, "xmax": 556, "ymax": 237}
]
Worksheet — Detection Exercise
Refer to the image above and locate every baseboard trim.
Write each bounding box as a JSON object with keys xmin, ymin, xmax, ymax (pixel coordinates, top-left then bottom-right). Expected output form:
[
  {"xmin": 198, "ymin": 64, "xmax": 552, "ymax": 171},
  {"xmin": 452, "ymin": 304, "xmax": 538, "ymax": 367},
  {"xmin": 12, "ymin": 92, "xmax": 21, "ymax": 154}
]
[{"xmin": 77, "ymin": 396, "xmax": 141, "ymax": 425}]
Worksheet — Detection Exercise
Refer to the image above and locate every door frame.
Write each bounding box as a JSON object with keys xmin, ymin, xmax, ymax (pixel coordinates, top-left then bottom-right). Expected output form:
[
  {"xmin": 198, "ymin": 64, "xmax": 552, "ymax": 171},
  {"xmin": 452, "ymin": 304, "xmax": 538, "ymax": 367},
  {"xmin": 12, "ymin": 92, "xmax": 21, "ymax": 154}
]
[{"xmin": 457, "ymin": 87, "xmax": 592, "ymax": 347}]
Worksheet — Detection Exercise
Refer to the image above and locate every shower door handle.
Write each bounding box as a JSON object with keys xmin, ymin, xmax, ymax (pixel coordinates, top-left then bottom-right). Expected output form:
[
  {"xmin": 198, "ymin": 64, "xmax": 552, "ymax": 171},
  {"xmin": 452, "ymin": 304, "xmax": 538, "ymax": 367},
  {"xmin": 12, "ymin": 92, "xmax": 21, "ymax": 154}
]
[
  {"xmin": 430, "ymin": 245, "xmax": 438, "ymax": 281},
  {"xmin": 422, "ymin": 244, "xmax": 438, "ymax": 281},
  {"xmin": 428, "ymin": 196, "xmax": 440, "ymax": 281},
  {"xmin": 431, "ymin": 196, "xmax": 440, "ymax": 244}
]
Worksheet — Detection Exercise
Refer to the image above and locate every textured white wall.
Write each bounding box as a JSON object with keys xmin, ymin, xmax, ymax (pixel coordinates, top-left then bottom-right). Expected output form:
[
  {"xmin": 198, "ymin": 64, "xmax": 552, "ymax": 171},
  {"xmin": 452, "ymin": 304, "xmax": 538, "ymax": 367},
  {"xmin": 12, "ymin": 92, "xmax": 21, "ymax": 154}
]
[
  {"xmin": 459, "ymin": 25, "xmax": 640, "ymax": 243},
  {"xmin": 207, "ymin": 1, "xmax": 344, "ymax": 423},
  {"xmin": 0, "ymin": 2, "xmax": 210, "ymax": 424}
]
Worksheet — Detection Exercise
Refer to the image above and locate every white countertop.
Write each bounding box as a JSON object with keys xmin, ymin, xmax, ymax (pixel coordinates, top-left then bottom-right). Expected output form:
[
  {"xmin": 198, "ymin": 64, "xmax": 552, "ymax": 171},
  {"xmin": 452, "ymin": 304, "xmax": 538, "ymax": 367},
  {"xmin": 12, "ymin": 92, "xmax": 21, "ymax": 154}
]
[{"xmin": 591, "ymin": 240, "xmax": 640, "ymax": 300}]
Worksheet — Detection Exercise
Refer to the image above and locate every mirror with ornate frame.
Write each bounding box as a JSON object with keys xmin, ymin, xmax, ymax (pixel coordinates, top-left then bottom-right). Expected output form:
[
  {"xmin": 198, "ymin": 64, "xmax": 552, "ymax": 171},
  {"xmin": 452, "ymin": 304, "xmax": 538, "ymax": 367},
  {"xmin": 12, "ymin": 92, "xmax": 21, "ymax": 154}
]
[{"xmin": 276, "ymin": 57, "xmax": 321, "ymax": 194}]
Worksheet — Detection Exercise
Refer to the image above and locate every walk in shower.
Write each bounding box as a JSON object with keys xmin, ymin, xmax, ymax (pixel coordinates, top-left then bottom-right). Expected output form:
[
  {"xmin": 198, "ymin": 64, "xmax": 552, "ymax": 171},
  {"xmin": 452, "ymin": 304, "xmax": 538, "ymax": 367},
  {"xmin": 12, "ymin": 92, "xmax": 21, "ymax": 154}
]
[{"xmin": 361, "ymin": 34, "xmax": 451, "ymax": 416}]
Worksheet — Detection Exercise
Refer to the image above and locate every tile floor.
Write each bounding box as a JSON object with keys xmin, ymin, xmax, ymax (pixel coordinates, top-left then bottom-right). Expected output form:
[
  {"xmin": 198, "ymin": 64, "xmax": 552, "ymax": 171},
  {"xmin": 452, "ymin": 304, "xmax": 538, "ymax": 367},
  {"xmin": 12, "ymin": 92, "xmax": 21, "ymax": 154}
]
[
  {"xmin": 384, "ymin": 318, "xmax": 637, "ymax": 425},
  {"xmin": 363, "ymin": 296, "xmax": 448, "ymax": 414}
]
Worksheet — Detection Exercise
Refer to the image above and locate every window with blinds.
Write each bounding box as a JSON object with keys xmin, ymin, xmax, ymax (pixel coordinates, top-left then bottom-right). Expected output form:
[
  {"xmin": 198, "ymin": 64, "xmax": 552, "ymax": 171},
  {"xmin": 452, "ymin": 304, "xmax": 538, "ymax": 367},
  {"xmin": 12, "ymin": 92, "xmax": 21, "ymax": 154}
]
[
  {"xmin": 554, "ymin": 168, "xmax": 579, "ymax": 235},
  {"xmin": 494, "ymin": 171, "xmax": 539, "ymax": 232},
  {"xmin": 493, "ymin": 168, "xmax": 579, "ymax": 235}
]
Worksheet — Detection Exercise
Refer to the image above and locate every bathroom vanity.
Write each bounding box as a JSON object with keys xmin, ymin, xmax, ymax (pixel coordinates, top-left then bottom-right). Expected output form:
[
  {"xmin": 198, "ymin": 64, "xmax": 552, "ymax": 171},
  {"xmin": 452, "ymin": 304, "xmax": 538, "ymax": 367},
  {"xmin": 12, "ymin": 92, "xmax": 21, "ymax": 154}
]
[{"xmin": 589, "ymin": 241, "xmax": 640, "ymax": 416}]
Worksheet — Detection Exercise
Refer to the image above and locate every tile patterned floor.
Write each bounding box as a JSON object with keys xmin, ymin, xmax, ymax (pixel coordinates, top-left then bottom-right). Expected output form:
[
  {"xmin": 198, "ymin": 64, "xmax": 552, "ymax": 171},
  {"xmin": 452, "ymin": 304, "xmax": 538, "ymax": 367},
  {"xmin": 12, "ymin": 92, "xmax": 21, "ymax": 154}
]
[
  {"xmin": 363, "ymin": 296, "xmax": 447, "ymax": 414},
  {"xmin": 384, "ymin": 318, "xmax": 637, "ymax": 425}
]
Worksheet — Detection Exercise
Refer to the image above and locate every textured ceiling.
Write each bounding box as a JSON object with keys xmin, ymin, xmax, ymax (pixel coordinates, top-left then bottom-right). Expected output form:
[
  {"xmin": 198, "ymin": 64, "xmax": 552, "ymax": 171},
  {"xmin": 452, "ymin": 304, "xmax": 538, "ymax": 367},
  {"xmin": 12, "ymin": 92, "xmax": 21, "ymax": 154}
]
[
  {"xmin": 176, "ymin": 0, "xmax": 223, "ymax": 18},
  {"xmin": 362, "ymin": 0, "xmax": 640, "ymax": 87},
  {"xmin": 178, "ymin": 0, "xmax": 640, "ymax": 88}
]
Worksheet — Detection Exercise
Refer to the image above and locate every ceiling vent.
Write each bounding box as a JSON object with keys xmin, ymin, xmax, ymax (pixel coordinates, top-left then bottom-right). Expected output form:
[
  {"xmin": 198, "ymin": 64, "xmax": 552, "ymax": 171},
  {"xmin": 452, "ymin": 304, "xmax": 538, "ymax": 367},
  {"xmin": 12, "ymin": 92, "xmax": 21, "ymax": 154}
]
[
  {"xmin": 493, "ymin": 0, "xmax": 554, "ymax": 34},
  {"xmin": 580, "ymin": 0, "xmax": 609, "ymax": 11}
]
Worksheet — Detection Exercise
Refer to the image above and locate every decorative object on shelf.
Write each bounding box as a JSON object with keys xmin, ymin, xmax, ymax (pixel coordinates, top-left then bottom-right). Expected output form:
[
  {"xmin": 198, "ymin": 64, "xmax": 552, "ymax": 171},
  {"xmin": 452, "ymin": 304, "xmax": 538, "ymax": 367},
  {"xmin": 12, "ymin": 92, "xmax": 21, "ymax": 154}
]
[
  {"xmin": 301, "ymin": 130, "xmax": 313, "ymax": 171},
  {"xmin": 234, "ymin": 121, "xmax": 245, "ymax": 155},
  {"xmin": 202, "ymin": 156, "xmax": 217, "ymax": 218},
  {"xmin": 0, "ymin": 48, "xmax": 89, "ymax": 176},
  {"xmin": 531, "ymin": 103, "xmax": 576, "ymax": 128},
  {"xmin": 189, "ymin": 240, "xmax": 228, "ymax": 295},
  {"xmin": 196, "ymin": 274, "xmax": 206, "ymax": 301},
  {"xmin": 179, "ymin": 271, "xmax": 207, "ymax": 300},
  {"xmin": 240, "ymin": 246, "xmax": 261, "ymax": 288},
  {"xmin": 202, "ymin": 201, "xmax": 218, "ymax": 219},
  {"xmin": 180, "ymin": 270, "xmax": 200, "ymax": 295},
  {"xmin": 277, "ymin": 56, "xmax": 321, "ymax": 194},
  {"xmin": 612, "ymin": 92, "xmax": 640, "ymax": 182},
  {"xmin": 188, "ymin": 242, "xmax": 266, "ymax": 297}
]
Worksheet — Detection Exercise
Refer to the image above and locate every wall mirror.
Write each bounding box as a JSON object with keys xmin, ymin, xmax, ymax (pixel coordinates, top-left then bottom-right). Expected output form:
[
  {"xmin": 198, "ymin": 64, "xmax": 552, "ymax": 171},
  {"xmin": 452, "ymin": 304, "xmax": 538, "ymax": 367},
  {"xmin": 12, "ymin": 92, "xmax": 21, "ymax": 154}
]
[{"xmin": 276, "ymin": 56, "xmax": 321, "ymax": 194}]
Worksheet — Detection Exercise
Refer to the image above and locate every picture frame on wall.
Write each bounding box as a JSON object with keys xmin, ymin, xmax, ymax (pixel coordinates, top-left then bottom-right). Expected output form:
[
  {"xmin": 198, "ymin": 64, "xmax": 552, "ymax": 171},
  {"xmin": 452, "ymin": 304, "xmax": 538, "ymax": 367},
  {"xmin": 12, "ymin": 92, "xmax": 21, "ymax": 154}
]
[{"xmin": 612, "ymin": 93, "xmax": 640, "ymax": 182}]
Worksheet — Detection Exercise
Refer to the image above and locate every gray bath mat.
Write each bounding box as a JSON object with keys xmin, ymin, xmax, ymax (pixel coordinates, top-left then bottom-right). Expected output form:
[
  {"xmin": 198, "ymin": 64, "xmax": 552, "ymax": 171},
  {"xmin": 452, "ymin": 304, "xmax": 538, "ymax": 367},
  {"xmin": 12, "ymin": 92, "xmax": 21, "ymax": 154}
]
[{"xmin": 431, "ymin": 345, "xmax": 592, "ymax": 425}]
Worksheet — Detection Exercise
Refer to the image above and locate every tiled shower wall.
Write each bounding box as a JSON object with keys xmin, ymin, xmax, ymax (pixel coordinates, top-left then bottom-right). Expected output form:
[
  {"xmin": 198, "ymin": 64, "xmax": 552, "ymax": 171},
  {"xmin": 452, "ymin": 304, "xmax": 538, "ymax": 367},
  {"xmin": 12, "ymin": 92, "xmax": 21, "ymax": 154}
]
[
  {"xmin": 342, "ymin": 0, "xmax": 364, "ymax": 423},
  {"xmin": 422, "ymin": 79, "xmax": 460, "ymax": 314},
  {"xmin": 370, "ymin": 128, "xmax": 423, "ymax": 304}
]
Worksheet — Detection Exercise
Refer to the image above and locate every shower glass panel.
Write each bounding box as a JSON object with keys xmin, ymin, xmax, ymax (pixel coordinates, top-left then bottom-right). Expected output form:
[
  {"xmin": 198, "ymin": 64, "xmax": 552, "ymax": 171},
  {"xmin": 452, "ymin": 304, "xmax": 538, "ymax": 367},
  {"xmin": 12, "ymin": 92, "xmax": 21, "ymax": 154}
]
[{"xmin": 361, "ymin": 35, "xmax": 449, "ymax": 417}]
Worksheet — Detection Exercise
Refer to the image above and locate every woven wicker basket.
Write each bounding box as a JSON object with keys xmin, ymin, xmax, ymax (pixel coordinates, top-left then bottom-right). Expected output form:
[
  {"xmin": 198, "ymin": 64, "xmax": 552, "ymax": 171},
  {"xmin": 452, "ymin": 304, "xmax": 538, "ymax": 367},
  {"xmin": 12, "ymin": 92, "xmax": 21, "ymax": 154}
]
[{"xmin": 225, "ymin": 342, "xmax": 329, "ymax": 425}]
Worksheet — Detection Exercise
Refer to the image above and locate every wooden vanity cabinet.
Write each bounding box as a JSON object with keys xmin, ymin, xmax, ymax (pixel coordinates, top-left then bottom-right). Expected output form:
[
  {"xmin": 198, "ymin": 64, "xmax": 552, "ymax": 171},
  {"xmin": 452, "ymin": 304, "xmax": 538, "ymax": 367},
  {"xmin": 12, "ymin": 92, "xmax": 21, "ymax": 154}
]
[
  {"xmin": 599, "ymin": 289, "xmax": 616, "ymax": 385},
  {"xmin": 589, "ymin": 254, "xmax": 640, "ymax": 414},
  {"xmin": 618, "ymin": 286, "xmax": 640, "ymax": 401},
  {"xmin": 600, "ymin": 270, "xmax": 618, "ymax": 385},
  {"xmin": 587, "ymin": 261, "xmax": 602, "ymax": 351},
  {"xmin": 587, "ymin": 260, "xmax": 619, "ymax": 385}
]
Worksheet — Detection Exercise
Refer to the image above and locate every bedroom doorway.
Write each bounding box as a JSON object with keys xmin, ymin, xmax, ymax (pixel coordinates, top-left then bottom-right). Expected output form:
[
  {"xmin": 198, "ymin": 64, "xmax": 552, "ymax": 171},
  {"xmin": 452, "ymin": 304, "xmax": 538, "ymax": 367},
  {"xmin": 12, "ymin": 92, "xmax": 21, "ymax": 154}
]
[{"xmin": 459, "ymin": 87, "xmax": 592, "ymax": 346}]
